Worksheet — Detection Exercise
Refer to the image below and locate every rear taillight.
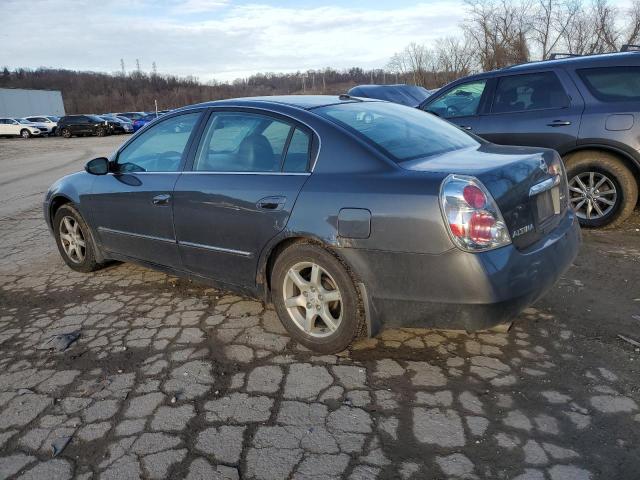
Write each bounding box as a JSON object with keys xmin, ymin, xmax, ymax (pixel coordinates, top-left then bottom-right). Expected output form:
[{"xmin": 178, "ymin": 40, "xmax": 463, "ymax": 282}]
[{"xmin": 439, "ymin": 174, "xmax": 511, "ymax": 252}]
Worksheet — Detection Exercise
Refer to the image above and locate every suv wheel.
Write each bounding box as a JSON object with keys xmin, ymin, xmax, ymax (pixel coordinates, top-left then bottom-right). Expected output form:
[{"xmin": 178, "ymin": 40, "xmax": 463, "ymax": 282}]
[
  {"xmin": 564, "ymin": 150, "xmax": 638, "ymax": 228},
  {"xmin": 96, "ymin": 127, "xmax": 106, "ymax": 137},
  {"xmin": 20, "ymin": 129, "xmax": 31, "ymax": 139},
  {"xmin": 271, "ymin": 243, "xmax": 363, "ymax": 354},
  {"xmin": 61, "ymin": 128, "xmax": 72, "ymax": 138}
]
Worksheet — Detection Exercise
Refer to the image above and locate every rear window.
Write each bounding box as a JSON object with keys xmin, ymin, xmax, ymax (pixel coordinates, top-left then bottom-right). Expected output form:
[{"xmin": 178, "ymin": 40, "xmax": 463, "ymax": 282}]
[
  {"xmin": 578, "ymin": 67, "xmax": 640, "ymax": 102},
  {"xmin": 315, "ymin": 102, "xmax": 478, "ymax": 162}
]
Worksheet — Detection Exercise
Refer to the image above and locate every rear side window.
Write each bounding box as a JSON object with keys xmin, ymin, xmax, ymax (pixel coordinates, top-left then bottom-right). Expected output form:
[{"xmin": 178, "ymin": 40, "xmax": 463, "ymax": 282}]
[
  {"xmin": 283, "ymin": 128, "xmax": 311, "ymax": 172},
  {"xmin": 492, "ymin": 72, "xmax": 569, "ymax": 113},
  {"xmin": 316, "ymin": 102, "xmax": 479, "ymax": 162},
  {"xmin": 578, "ymin": 67, "xmax": 640, "ymax": 102},
  {"xmin": 194, "ymin": 112, "xmax": 295, "ymax": 172}
]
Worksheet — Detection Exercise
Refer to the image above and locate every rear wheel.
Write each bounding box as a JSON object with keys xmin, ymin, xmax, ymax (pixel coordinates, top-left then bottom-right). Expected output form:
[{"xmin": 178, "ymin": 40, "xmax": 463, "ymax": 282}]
[
  {"xmin": 96, "ymin": 127, "xmax": 107, "ymax": 137},
  {"xmin": 53, "ymin": 204, "xmax": 103, "ymax": 272},
  {"xmin": 271, "ymin": 243, "xmax": 363, "ymax": 354},
  {"xmin": 20, "ymin": 129, "xmax": 31, "ymax": 139},
  {"xmin": 61, "ymin": 128, "xmax": 72, "ymax": 138},
  {"xmin": 564, "ymin": 150, "xmax": 638, "ymax": 228}
]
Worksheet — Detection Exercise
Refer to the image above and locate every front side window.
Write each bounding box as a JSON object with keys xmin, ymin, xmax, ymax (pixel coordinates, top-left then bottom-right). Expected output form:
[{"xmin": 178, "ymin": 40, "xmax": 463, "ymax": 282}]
[
  {"xmin": 577, "ymin": 66, "xmax": 640, "ymax": 102},
  {"xmin": 316, "ymin": 101, "xmax": 479, "ymax": 163},
  {"xmin": 193, "ymin": 112, "xmax": 302, "ymax": 172},
  {"xmin": 426, "ymin": 80, "xmax": 487, "ymax": 118},
  {"xmin": 492, "ymin": 72, "xmax": 569, "ymax": 113},
  {"xmin": 116, "ymin": 112, "xmax": 201, "ymax": 173}
]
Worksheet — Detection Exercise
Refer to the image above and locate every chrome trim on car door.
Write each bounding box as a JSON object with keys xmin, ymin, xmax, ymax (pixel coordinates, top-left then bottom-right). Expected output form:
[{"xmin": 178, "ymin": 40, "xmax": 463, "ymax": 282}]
[
  {"xmin": 178, "ymin": 240, "xmax": 253, "ymax": 257},
  {"xmin": 97, "ymin": 226, "xmax": 176, "ymax": 244}
]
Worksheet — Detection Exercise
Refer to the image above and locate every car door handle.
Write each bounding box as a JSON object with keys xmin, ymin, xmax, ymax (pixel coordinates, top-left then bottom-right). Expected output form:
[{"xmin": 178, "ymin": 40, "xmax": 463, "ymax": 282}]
[
  {"xmin": 547, "ymin": 120, "xmax": 572, "ymax": 127},
  {"xmin": 256, "ymin": 196, "xmax": 286, "ymax": 211},
  {"xmin": 460, "ymin": 125, "xmax": 473, "ymax": 131},
  {"xmin": 152, "ymin": 194, "xmax": 171, "ymax": 206}
]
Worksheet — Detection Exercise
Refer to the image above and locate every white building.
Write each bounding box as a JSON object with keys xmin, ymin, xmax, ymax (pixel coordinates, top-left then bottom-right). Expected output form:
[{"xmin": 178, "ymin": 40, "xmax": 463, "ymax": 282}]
[{"xmin": 0, "ymin": 88, "xmax": 65, "ymax": 117}]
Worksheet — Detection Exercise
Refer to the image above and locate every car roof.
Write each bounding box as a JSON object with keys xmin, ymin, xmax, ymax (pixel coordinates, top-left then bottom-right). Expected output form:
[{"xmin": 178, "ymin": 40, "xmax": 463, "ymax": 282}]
[{"xmin": 184, "ymin": 95, "xmax": 382, "ymax": 112}]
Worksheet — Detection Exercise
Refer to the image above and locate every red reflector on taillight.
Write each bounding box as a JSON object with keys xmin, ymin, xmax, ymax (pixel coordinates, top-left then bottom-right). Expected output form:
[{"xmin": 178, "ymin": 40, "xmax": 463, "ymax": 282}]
[
  {"xmin": 449, "ymin": 223, "xmax": 465, "ymax": 238},
  {"xmin": 469, "ymin": 211, "xmax": 495, "ymax": 243},
  {"xmin": 463, "ymin": 185, "xmax": 486, "ymax": 209}
]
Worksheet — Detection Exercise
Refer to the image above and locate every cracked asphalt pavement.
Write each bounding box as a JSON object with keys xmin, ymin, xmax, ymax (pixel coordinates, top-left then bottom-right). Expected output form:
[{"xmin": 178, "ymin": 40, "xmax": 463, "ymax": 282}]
[{"xmin": 1, "ymin": 136, "xmax": 639, "ymax": 480}]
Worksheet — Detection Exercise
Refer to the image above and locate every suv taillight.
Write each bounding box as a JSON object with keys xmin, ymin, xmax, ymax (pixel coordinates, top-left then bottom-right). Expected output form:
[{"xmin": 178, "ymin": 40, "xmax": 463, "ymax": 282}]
[{"xmin": 439, "ymin": 174, "xmax": 511, "ymax": 252}]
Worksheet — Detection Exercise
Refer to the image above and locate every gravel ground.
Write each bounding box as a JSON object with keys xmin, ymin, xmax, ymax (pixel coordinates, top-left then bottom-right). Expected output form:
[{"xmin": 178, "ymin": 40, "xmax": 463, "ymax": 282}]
[{"xmin": 0, "ymin": 136, "xmax": 639, "ymax": 480}]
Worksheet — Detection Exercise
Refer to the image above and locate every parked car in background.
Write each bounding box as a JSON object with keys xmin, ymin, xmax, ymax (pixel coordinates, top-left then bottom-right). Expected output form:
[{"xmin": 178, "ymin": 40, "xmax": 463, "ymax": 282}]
[
  {"xmin": 0, "ymin": 118, "xmax": 42, "ymax": 138},
  {"xmin": 132, "ymin": 112, "xmax": 160, "ymax": 132},
  {"xmin": 44, "ymin": 96, "xmax": 580, "ymax": 353},
  {"xmin": 99, "ymin": 115, "xmax": 133, "ymax": 134},
  {"xmin": 116, "ymin": 111, "xmax": 147, "ymax": 121},
  {"xmin": 421, "ymin": 49, "xmax": 640, "ymax": 228},
  {"xmin": 25, "ymin": 115, "xmax": 58, "ymax": 136},
  {"xmin": 57, "ymin": 115, "xmax": 111, "ymax": 138},
  {"xmin": 348, "ymin": 84, "xmax": 435, "ymax": 107}
]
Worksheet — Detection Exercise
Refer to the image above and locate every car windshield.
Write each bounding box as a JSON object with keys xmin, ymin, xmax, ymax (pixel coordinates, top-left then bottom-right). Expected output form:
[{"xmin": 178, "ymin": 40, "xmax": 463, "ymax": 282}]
[
  {"xmin": 88, "ymin": 115, "xmax": 104, "ymax": 122},
  {"xmin": 47, "ymin": 116, "xmax": 59, "ymax": 122},
  {"xmin": 315, "ymin": 101, "xmax": 479, "ymax": 162},
  {"xmin": 116, "ymin": 116, "xmax": 132, "ymax": 123},
  {"xmin": 17, "ymin": 119, "xmax": 31, "ymax": 124}
]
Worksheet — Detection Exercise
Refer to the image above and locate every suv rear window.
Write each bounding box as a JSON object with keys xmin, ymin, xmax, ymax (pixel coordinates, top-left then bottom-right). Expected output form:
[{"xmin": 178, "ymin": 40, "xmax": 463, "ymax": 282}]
[
  {"xmin": 577, "ymin": 67, "xmax": 640, "ymax": 102},
  {"xmin": 315, "ymin": 102, "xmax": 478, "ymax": 162}
]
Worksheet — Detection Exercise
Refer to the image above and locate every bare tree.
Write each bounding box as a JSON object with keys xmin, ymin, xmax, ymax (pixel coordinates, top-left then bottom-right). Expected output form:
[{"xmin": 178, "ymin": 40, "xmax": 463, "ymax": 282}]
[
  {"xmin": 434, "ymin": 35, "xmax": 475, "ymax": 84},
  {"xmin": 387, "ymin": 43, "xmax": 436, "ymax": 86},
  {"xmin": 530, "ymin": 0, "xmax": 578, "ymax": 59},
  {"xmin": 621, "ymin": 0, "xmax": 640, "ymax": 47}
]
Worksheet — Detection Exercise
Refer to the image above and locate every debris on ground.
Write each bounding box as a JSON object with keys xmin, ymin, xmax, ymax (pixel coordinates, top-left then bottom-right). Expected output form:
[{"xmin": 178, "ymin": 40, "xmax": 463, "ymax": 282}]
[
  {"xmin": 42, "ymin": 331, "xmax": 81, "ymax": 352},
  {"xmin": 51, "ymin": 436, "xmax": 72, "ymax": 457}
]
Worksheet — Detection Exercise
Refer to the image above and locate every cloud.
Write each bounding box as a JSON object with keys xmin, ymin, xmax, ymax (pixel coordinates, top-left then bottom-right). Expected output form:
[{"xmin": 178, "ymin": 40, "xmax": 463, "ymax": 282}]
[{"xmin": 0, "ymin": 0, "xmax": 465, "ymax": 81}]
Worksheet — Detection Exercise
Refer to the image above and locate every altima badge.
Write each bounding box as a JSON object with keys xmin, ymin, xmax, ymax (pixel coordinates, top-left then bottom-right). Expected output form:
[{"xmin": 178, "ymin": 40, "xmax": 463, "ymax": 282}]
[{"xmin": 512, "ymin": 224, "xmax": 534, "ymax": 237}]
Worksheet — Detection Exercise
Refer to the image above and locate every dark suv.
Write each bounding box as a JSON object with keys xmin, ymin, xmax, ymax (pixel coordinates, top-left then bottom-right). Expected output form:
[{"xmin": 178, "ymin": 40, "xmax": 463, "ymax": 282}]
[
  {"xmin": 57, "ymin": 115, "xmax": 111, "ymax": 138},
  {"xmin": 421, "ymin": 50, "xmax": 640, "ymax": 228}
]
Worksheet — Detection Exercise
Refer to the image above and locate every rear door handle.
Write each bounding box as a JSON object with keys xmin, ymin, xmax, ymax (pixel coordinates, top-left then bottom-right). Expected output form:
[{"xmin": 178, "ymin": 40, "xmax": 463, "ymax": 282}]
[
  {"xmin": 547, "ymin": 120, "xmax": 572, "ymax": 127},
  {"xmin": 257, "ymin": 196, "xmax": 286, "ymax": 211},
  {"xmin": 460, "ymin": 125, "xmax": 473, "ymax": 131},
  {"xmin": 152, "ymin": 193, "xmax": 171, "ymax": 206}
]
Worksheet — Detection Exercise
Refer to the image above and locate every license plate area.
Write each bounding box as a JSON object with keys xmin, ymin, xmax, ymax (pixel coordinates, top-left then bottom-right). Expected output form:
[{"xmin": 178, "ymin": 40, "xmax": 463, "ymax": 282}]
[{"xmin": 536, "ymin": 186, "xmax": 561, "ymax": 223}]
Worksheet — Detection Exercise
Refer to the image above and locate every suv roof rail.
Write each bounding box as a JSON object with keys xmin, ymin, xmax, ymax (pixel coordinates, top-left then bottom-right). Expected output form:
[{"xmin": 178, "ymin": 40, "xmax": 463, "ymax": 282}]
[
  {"xmin": 548, "ymin": 52, "xmax": 582, "ymax": 60},
  {"xmin": 620, "ymin": 44, "xmax": 640, "ymax": 52}
]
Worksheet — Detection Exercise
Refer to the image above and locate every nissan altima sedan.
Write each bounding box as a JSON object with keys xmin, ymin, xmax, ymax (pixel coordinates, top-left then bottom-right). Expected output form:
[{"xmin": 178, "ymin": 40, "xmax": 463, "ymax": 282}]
[{"xmin": 44, "ymin": 95, "xmax": 580, "ymax": 353}]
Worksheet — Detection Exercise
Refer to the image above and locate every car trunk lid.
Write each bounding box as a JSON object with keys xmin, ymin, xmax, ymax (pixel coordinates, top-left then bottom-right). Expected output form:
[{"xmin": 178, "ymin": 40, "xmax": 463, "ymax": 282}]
[{"xmin": 401, "ymin": 144, "xmax": 569, "ymax": 250}]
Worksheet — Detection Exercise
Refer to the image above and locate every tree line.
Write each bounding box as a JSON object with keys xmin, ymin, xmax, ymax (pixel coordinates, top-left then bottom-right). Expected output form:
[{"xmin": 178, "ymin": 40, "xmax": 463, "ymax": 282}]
[{"xmin": 1, "ymin": 0, "xmax": 638, "ymax": 113}]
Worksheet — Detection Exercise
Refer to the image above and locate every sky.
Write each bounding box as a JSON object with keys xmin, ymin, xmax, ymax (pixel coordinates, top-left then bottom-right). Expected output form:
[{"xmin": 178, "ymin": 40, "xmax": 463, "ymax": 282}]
[{"xmin": 0, "ymin": 0, "xmax": 468, "ymax": 82}]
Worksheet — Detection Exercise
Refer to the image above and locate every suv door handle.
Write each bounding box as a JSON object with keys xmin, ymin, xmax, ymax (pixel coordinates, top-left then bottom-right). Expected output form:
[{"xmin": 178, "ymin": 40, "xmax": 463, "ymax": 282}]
[
  {"xmin": 152, "ymin": 194, "xmax": 171, "ymax": 206},
  {"xmin": 547, "ymin": 120, "xmax": 572, "ymax": 127},
  {"xmin": 460, "ymin": 125, "xmax": 473, "ymax": 131},
  {"xmin": 257, "ymin": 196, "xmax": 286, "ymax": 211}
]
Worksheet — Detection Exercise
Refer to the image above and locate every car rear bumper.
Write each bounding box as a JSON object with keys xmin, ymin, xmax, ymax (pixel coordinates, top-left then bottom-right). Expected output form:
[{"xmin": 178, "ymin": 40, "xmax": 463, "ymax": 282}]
[{"xmin": 339, "ymin": 209, "xmax": 581, "ymax": 334}]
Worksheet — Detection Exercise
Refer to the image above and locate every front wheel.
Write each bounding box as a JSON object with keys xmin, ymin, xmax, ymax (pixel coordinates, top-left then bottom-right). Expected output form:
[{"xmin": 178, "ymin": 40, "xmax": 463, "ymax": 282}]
[
  {"xmin": 564, "ymin": 150, "xmax": 638, "ymax": 228},
  {"xmin": 20, "ymin": 129, "xmax": 31, "ymax": 139},
  {"xmin": 271, "ymin": 243, "xmax": 363, "ymax": 354},
  {"xmin": 61, "ymin": 128, "xmax": 72, "ymax": 138},
  {"xmin": 53, "ymin": 204, "xmax": 103, "ymax": 272},
  {"xmin": 96, "ymin": 127, "xmax": 107, "ymax": 137}
]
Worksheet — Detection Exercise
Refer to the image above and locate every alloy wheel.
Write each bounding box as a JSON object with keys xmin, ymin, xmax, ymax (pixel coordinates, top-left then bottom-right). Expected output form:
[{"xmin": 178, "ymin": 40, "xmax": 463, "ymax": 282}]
[
  {"xmin": 282, "ymin": 261, "xmax": 343, "ymax": 338},
  {"xmin": 59, "ymin": 216, "xmax": 86, "ymax": 263},
  {"xmin": 21, "ymin": 130, "xmax": 29, "ymax": 139},
  {"xmin": 568, "ymin": 171, "xmax": 617, "ymax": 220}
]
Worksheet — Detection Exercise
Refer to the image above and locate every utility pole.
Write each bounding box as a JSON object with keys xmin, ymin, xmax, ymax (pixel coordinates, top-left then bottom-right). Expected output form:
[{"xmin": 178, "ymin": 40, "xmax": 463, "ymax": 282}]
[{"xmin": 136, "ymin": 59, "xmax": 141, "ymax": 72}]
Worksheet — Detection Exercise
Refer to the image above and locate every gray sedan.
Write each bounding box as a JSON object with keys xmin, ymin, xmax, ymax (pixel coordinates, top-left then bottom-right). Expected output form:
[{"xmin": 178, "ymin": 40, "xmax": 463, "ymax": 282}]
[{"xmin": 44, "ymin": 96, "xmax": 581, "ymax": 353}]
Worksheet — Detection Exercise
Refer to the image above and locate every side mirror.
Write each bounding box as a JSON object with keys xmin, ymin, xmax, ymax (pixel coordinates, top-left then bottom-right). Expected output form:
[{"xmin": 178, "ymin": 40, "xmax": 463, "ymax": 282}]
[{"xmin": 85, "ymin": 157, "xmax": 110, "ymax": 175}]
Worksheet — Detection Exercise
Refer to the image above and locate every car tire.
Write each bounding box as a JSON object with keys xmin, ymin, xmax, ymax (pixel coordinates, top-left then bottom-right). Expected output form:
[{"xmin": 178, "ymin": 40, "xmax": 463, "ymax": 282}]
[
  {"xmin": 564, "ymin": 150, "xmax": 638, "ymax": 228},
  {"xmin": 20, "ymin": 129, "xmax": 31, "ymax": 139},
  {"xmin": 53, "ymin": 204, "xmax": 103, "ymax": 273},
  {"xmin": 96, "ymin": 127, "xmax": 106, "ymax": 137},
  {"xmin": 271, "ymin": 242, "xmax": 363, "ymax": 354},
  {"xmin": 61, "ymin": 128, "xmax": 72, "ymax": 138}
]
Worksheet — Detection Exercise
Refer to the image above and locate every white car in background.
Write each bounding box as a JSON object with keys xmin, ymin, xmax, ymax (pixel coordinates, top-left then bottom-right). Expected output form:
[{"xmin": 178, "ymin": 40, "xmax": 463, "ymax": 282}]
[
  {"xmin": 25, "ymin": 115, "xmax": 59, "ymax": 136},
  {"xmin": 0, "ymin": 118, "xmax": 41, "ymax": 138}
]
